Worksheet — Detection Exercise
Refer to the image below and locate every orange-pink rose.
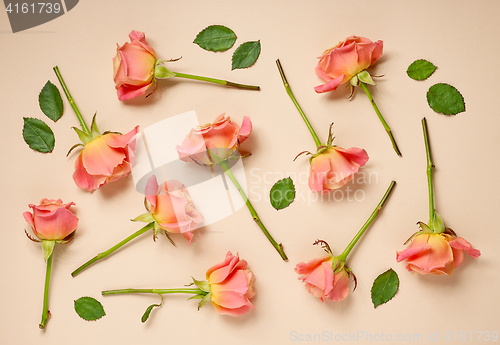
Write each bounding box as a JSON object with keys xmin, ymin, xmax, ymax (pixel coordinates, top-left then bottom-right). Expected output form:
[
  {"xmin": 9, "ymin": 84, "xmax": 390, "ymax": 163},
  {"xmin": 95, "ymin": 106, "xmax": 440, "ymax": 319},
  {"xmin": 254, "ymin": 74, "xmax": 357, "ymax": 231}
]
[
  {"xmin": 24, "ymin": 199, "xmax": 78, "ymax": 242},
  {"xmin": 176, "ymin": 114, "xmax": 252, "ymax": 166},
  {"xmin": 145, "ymin": 175, "xmax": 203, "ymax": 244},
  {"xmin": 73, "ymin": 126, "xmax": 139, "ymax": 192},
  {"xmin": 396, "ymin": 233, "xmax": 480, "ymax": 275},
  {"xmin": 206, "ymin": 251, "xmax": 255, "ymax": 316},
  {"xmin": 113, "ymin": 30, "xmax": 157, "ymax": 101},
  {"xmin": 295, "ymin": 255, "xmax": 350, "ymax": 302},
  {"xmin": 309, "ymin": 146, "xmax": 369, "ymax": 192},
  {"xmin": 314, "ymin": 36, "xmax": 383, "ymax": 93}
]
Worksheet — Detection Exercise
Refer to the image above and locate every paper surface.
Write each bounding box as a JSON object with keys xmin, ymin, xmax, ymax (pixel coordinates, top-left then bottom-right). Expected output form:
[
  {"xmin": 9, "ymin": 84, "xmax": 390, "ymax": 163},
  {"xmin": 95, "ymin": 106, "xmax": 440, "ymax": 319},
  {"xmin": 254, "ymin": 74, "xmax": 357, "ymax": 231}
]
[{"xmin": 2, "ymin": 1, "xmax": 499, "ymax": 344}]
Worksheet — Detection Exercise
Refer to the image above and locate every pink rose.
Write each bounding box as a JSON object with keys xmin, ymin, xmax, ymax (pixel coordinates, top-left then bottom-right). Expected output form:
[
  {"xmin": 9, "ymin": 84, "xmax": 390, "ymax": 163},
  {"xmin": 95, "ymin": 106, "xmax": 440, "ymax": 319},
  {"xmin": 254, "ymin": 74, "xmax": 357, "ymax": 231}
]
[
  {"xmin": 314, "ymin": 36, "xmax": 383, "ymax": 93},
  {"xmin": 113, "ymin": 30, "xmax": 157, "ymax": 101},
  {"xmin": 206, "ymin": 251, "xmax": 255, "ymax": 316},
  {"xmin": 145, "ymin": 175, "xmax": 203, "ymax": 243},
  {"xmin": 295, "ymin": 255, "xmax": 350, "ymax": 302},
  {"xmin": 73, "ymin": 126, "xmax": 139, "ymax": 192},
  {"xmin": 397, "ymin": 233, "xmax": 480, "ymax": 275},
  {"xmin": 309, "ymin": 146, "xmax": 369, "ymax": 192},
  {"xmin": 176, "ymin": 114, "xmax": 252, "ymax": 166},
  {"xmin": 24, "ymin": 199, "xmax": 78, "ymax": 242}
]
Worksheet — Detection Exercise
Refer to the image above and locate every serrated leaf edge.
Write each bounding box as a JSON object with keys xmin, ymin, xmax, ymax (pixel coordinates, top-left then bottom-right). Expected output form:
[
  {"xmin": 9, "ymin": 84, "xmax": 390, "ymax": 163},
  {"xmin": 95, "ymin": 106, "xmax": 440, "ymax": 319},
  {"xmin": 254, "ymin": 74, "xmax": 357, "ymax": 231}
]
[
  {"xmin": 74, "ymin": 296, "xmax": 106, "ymax": 321},
  {"xmin": 269, "ymin": 177, "xmax": 296, "ymax": 210},
  {"xmin": 406, "ymin": 59, "xmax": 437, "ymax": 81},
  {"xmin": 371, "ymin": 268, "xmax": 399, "ymax": 308},
  {"xmin": 193, "ymin": 25, "xmax": 237, "ymax": 52},
  {"xmin": 22, "ymin": 117, "xmax": 55, "ymax": 153},
  {"xmin": 39, "ymin": 81, "xmax": 63, "ymax": 122},
  {"xmin": 231, "ymin": 40, "xmax": 261, "ymax": 70},
  {"xmin": 426, "ymin": 83, "xmax": 466, "ymax": 115}
]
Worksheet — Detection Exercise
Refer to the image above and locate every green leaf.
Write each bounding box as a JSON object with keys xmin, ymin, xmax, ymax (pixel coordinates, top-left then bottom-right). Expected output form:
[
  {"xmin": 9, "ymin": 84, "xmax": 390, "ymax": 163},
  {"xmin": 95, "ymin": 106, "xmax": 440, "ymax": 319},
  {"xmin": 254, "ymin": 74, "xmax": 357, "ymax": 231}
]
[
  {"xmin": 141, "ymin": 295, "xmax": 163, "ymax": 323},
  {"xmin": 141, "ymin": 303, "xmax": 159, "ymax": 323},
  {"xmin": 371, "ymin": 268, "xmax": 400, "ymax": 308},
  {"xmin": 270, "ymin": 177, "xmax": 296, "ymax": 210},
  {"xmin": 74, "ymin": 297, "xmax": 106, "ymax": 321},
  {"xmin": 231, "ymin": 41, "xmax": 261, "ymax": 70},
  {"xmin": 39, "ymin": 81, "xmax": 63, "ymax": 122},
  {"xmin": 22, "ymin": 118, "xmax": 55, "ymax": 153},
  {"xmin": 407, "ymin": 59, "xmax": 437, "ymax": 81},
  {"xmin": 426, "ymin": 83, "xmax": 465, "ymax": 115},
  {"xmin": 193, "ymin": 25, "xmax": 237, "ymax": 52}
]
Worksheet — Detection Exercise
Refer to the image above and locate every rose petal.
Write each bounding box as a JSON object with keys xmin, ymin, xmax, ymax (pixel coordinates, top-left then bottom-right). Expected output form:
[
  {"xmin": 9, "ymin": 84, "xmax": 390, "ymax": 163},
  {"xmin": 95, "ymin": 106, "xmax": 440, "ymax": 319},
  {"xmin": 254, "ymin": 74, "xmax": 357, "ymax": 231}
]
[
  {"xmin": 314, "ymin": 75, "xmax": 345, "ymax": 93},
  {"xmin": 128, "ymin": 30, "xmax": 157, "ymax": 57},
  {"xmin": 206, "ymin": 252, "xmax": 240, "ymax": 283},
  {"xmin": 117, "ymin": 82, "xmax": 154, "ymax": 101},
  {"xmin": 102, "ymin": 126, "xmax": 139, "ymax": 148},
  {"xmin": 211, "ymin": 270, "xmax": 250, "ymax": 295},
  {"xmin": 211, "ymin": 303, "xmax": 254, "ymax": 316},
  {"xmin": 73, "ymin": 154, "xmax": 106, "ymax": 192},
  {"xmin": 449, "ymin": 237, "xmax": 481, "ymax": 259},
  {"xmin": 405, "ymin": 234, "xmax": 454, "ymax": 273},
  {"xmin": 119, "ymin": 43, "xmax": 155, "ymax": 83},
  {"xmin": 295, "ymin": 255, "xmax": 331, "ymax": 275},
  {"xmin": 327, "ymin": 269, "xmax": 350, "ymax": 302},
  {"xmin": 308, "ymin": 155, "xmax": 331, "ymax": 192},
  {"xmin": 339, "ymin": 147, "xmax": 369, "ymax": 167},
  {"xmin": 238, "ymin": 116, "xmax": 252, "ymax": 144}
]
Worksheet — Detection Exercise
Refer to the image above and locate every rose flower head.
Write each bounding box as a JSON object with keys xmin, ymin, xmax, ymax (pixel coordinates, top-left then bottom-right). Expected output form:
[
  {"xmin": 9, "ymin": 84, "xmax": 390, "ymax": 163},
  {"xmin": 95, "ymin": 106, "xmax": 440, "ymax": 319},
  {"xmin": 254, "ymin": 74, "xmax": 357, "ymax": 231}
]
[
  {"xmin": 113, "ymin": 30, "xmax": 158, "ymax": 101},
  {"xmin": 204, "ymin": 251, "xmax": 255, "ymax": 316},
  {"xmin": 314, "ymin": 35, "xmax": 383, "ymax": 93},
  {"xmin": 69, "ymin": 115, "xmax": 139, "ymax": 192},
  {"xmin": 299, "ymin": 124, "xmax": 368, "ymax": 192},
  {"xmin": 24, "ymin": 198, "xmax": 78, "ymax": 243},
  {"xmin": 133, "ymin": 175, "xmax": 203, "ymax": 244},
  {"xmin": 176, "ymin": 114, "xmax": 252, "ymax": 166},
  {"xmin": 397, "ymin": 218, "xmax": 480, "ymax": 276},
  {"xmin": 295, "ymin": 241, "xmax": 355, "ymax": 302}
]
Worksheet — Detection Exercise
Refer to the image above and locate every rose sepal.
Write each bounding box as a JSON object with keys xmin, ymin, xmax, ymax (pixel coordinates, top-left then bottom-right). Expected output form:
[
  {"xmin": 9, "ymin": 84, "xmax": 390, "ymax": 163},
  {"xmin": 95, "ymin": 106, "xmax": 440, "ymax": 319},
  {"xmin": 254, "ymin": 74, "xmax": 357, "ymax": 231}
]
[
  {"xmin": 154, "ymin": 65, "xmax": 175, "ymax": 79},
  {"xmin": 42, "ymin": 240, "xmax": 56, "ymax": 262},
  {"xmin": 191, "ymin": 277, "xmax": 211, "ymax": 293},
  {"xmin": 132, "ymin": 213, "xmax": 155, "ymax": 223}
]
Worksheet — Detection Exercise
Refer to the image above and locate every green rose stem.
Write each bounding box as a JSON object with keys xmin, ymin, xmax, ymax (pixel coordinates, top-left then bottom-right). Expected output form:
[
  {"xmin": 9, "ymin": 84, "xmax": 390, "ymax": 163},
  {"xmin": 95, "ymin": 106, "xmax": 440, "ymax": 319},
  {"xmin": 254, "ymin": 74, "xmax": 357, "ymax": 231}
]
[
  {"xmin": 53, "ymin": 66, "xmax": 90, "ymax": 135},
  {"xmin": 39, "ymin": 251, "xmax": 53, "ymax": 329},
  {"xmin": 219, "ymin": 160, "xmax": 288, "ymax": 261},
  {"xmin": 172, "ymin": 72, "xmax": 260, "ymax": 91},
  {"xmin": 422, "ymin": 117, "xmax": 435, "ymax": 225},
  {"xmin": 358, "ymin": 82, "xmax": 402, "ymax": 157},
  {"xmin": 336, "ymin": 180, "xmax": 396, "ymax": 263},
  {"xmin": 71, "ymin": 223, "xmax": 154, "ymax": 277},
  {"xmin": 102, "ymin": 287, "xmax": 206, "ymax": 296},
  {"xmin": 276, "ymin": 59, "xmax": 323, "ymax": 149}
]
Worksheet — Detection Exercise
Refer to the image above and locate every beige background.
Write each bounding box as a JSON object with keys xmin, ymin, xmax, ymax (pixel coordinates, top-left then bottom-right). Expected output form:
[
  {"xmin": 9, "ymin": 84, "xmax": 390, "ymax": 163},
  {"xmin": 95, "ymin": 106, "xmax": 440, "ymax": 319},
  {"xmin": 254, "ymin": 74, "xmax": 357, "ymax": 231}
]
[{"xmin": 1, "ymin": 1, "xmax": 499, "ymax": 344}]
